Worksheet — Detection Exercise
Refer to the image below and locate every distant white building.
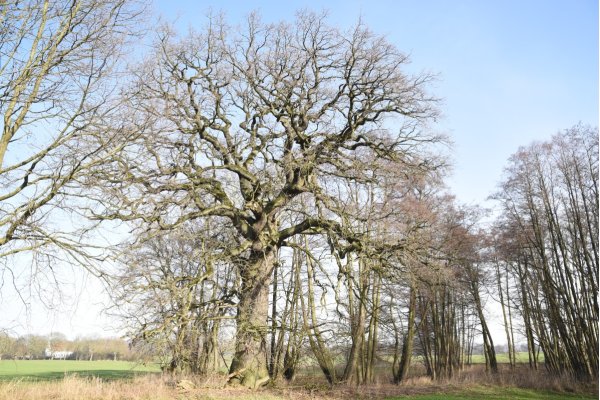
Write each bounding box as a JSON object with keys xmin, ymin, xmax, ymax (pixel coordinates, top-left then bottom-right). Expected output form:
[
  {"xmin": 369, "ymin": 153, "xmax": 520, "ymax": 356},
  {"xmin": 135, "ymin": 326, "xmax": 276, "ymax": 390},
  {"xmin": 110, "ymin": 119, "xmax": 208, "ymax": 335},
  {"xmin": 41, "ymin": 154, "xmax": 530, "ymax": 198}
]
[{"xmin": 45, "ymin": 348, "xmax": 73, "ymax": 360}]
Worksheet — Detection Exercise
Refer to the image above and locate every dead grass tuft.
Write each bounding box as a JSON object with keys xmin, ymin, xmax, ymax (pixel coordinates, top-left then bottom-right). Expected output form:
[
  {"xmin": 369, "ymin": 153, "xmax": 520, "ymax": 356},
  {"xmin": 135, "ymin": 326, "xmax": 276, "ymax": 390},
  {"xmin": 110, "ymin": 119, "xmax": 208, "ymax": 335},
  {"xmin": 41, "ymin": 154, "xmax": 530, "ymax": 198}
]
[{"xmin": 446, "ymin": 364, "xmax": 598, "ymax": 394}]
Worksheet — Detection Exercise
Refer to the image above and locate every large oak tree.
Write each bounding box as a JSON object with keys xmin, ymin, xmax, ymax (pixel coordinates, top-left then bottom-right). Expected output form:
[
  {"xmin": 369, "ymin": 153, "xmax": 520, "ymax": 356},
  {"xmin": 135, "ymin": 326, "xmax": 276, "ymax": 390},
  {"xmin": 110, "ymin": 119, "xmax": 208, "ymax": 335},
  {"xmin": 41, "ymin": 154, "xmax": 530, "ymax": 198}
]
[{"xmin": 94, "ymin": 12, "xmax": 440, "ymax": 387}]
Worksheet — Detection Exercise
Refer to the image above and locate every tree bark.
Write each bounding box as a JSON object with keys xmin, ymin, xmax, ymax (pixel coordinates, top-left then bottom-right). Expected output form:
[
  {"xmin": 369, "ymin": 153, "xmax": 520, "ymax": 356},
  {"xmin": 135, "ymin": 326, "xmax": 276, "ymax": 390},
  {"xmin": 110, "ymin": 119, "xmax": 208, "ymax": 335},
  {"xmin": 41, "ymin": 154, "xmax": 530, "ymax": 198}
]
[
  {"xmin": 471, "ymin": 280, "xmax": 498, "ymax": 373},
  {"xmin": 343, "ymin": 256, "xmax": 366, "ymax": 384},
  {"xmin": 364, "ymin": 272, "xmax": 381, "ymax": 383},
  {"xmin": 228, "ymin": 249, "xmax": 275, "ymax": 388},
  {"xmin": 394, "ymin": 285, "xmax": 416, "ymax": 383},
  {"xmin": 495, "ymin": 260, "xmax": 514, "ymax": 369},
  {"xmin": 269, "ymin": 258, "xmax": 279, "ymax": 377}
]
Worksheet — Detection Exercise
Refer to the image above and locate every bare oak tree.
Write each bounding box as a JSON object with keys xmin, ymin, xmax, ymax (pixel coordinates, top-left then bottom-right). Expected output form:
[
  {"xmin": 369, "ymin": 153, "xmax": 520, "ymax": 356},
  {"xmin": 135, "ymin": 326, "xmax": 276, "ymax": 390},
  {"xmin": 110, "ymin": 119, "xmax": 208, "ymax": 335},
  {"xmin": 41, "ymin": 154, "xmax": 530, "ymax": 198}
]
[{"xmin": 93, "ymin": 12, "xmax": 440, "ymax": 387}]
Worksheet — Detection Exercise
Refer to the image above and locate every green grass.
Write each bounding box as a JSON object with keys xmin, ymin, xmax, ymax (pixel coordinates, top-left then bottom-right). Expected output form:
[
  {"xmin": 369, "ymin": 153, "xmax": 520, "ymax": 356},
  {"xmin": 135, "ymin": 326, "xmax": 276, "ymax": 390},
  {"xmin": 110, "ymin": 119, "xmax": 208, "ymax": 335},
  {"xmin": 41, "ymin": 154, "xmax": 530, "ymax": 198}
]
[
  {"xmin": 467, "ymin": 352, "xmax": 543, "ymax": 364},
  {"xmin": 0, "ymin": 360, "xmax": 160, "ymax": 381},
  {"xmin": 380, "ymin": 352, "xmax": 541, "ymax": 366},
  {"xmin": 385, "ymin": 386, "xmax": 596, "ymax": 400}
]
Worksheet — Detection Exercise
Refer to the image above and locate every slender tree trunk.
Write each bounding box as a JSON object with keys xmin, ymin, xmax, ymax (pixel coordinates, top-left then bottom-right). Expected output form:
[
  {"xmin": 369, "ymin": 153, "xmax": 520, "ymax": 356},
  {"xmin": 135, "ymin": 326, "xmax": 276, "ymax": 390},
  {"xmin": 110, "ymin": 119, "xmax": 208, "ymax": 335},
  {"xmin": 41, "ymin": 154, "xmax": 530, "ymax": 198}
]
[
  {"xmin": 297, "ymin": 242, "xmax": 337, "ymax": 384},
  {"xmin": 495, "ymin": 260, "xmax": 514, "ymax": 369},
  {"xmin": 470, "ymin": 277, "xmax": 498, "ymax": 373},
  {"xmin": 417, "ymin": 296, "xmax": 435, "ymax": 379},
  {"xmin": 395, "ymin": 285, "xmax": 416, "ymax": 383},
  {"xmin": 343, "ymin": 256, "xmax": 366, "ymax": 384},
  {"xmin": 505, "ymin": 269, "xmax": 516, "ymax": 367},
  {"xmin": 272, "ymin": 257, "xmax": 292, "ymax": 381},
  {"xmin": 282, "ymin": 257, "xmax": 302, "ymax": 381},
  {"xmin": 269, "ymin": 258, "xmax": 279, "ymax": 377},
  {"xmin": 365, "ymin": 271, "xmax": 381, "ymax": 383}
]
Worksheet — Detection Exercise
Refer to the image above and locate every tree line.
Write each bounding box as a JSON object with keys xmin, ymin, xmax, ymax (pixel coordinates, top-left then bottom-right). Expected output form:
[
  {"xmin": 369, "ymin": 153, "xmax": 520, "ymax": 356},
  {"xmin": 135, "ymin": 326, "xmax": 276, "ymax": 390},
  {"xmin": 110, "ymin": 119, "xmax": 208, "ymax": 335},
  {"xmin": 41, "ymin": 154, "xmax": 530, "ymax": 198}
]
[
  {"xmin": 492, "ymin": 126, "xmax": 598, "ymax": 379},
  {"xmin": 0, "ymin": 332, "xmax": 136, "ymax": 361},
  {"xmin": 0, "ymin": 0, "xmax": 596, "ymax": 388}
]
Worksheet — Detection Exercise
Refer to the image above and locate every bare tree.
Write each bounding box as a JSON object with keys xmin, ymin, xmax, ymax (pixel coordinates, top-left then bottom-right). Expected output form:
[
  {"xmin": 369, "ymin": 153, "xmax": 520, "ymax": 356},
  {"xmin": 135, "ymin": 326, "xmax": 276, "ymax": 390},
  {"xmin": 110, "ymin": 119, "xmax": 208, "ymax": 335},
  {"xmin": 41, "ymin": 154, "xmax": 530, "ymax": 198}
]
[
  {"xmin": 443, "ymin": 205, "xmax": 498, "ymax": 374},
  {"xmin": 493, "ymin": 125, "xmax": 598, "ymax": 379},
  {"xmin": 113, "ymin": 221, "xmax": 237, "ymax": 374},
  {"xmin": 0, "ymin": 0, "xmax": 141, "ymax": 273},
  {"xmin": 92, "ymin": 11, "xmax": 440, "ymax": 387}
]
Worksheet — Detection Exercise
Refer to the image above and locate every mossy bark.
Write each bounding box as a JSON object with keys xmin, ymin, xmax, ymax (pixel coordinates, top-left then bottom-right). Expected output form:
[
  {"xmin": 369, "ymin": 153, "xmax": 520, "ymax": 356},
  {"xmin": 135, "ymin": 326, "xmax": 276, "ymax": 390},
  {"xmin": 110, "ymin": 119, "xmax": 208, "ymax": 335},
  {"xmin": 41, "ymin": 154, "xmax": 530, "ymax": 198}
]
[{"xmin": 228, "ymin": 249, "xmax": 274, "ymax": 388}]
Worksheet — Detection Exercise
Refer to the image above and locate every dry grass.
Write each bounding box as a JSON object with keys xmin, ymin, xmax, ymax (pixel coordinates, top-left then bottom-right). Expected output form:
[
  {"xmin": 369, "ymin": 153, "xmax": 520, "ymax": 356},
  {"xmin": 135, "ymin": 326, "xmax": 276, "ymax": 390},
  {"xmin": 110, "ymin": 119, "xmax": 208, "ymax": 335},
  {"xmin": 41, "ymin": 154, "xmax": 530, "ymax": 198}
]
[
  {"xmin": 0, "ymin": 373, "xmax": 316, "ymax": 400},
  {"xmin": 430, "ymin": 364, "xmax": 598, "ymax": 394},
  {"xmin": 0, "ymin": 374, "xmax": 174, "ymax": 400},
  {"xmin": 0, "ymin": 366, "xmax": 596, "ymax": 400}
]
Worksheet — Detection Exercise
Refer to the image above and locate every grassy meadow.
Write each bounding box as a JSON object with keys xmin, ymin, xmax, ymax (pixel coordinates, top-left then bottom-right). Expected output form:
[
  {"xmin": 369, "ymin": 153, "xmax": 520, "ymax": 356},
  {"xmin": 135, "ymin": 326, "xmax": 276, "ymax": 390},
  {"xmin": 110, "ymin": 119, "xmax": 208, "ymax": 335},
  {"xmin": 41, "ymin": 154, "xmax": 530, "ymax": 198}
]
[
  {"xmin": 468, "ymin": 351, "xmax": 538, "ymax": 364},
  {"xmin": 0, "ymin": 360, "xmax": 159, "ymax": 381}
]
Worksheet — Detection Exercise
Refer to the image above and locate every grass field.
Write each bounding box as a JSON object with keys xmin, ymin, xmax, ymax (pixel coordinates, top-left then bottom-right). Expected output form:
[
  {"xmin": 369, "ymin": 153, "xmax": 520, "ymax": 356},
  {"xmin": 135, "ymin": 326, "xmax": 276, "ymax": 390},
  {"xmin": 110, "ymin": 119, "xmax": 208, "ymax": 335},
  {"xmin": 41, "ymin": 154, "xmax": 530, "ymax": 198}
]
[
  {"xmin": 0, "ymin": 360, "xmax": 160, "ymax": 381},
  {"xmin": 0, "ymin": 354, "xmax": 541, "ymax": 383},
  {"xmin": 467, "ymin": 352, "xmax": 541, "ymax": 364}
]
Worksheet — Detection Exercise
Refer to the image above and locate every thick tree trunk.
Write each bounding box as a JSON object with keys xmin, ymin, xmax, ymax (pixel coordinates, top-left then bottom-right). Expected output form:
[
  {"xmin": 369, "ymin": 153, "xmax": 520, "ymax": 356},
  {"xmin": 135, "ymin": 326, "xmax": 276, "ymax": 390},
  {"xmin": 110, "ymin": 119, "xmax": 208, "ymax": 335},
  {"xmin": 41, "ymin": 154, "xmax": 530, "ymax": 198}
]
[{"xmin": 228, "ymin": 249, "xmax": 275, "ymax": 388}]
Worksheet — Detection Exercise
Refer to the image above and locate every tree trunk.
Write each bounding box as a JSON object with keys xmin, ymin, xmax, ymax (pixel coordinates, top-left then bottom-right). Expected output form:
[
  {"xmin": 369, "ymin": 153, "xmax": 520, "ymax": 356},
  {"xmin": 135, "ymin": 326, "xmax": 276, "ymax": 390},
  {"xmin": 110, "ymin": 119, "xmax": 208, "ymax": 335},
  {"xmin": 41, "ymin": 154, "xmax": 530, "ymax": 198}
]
[
  {"xmin": 343, "ymin": 256, "xmax": 366, "ymax": 384},
  {"xmin": 299, "ymin": 243, "xmax": 337, "ymax": 384},
  {"xmin": 269, "ymin": 258, "xmax": 279, "ymax": 377},
  {"xmin": 394, "ymin": 285, "xmax": 416, "ymax": 383},
  {"xmin": 364, "ymin": 272, "xmax": 380, "ymax": 383},
  {"xmin": 228, "ymin": 249, "xmax": 275, "ymax": 388},
  {"xmin": 470, "ymin": 275, "xmax": 498, "ymax": 373},
  {"xmin": 495, "ymin": 260, "xmax": 514, "ymax": 369},
  {"xmin": 282, "ymin": 255, "xmax": 302, "ymax": 382}
]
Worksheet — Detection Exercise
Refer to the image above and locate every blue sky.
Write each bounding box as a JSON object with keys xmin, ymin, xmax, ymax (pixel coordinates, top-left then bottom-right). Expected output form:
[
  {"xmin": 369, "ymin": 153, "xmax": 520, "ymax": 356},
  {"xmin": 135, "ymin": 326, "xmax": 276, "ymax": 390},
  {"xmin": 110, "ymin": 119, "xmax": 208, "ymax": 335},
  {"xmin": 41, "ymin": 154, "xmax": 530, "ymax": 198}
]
[{"xmin": 155, "ymin": 0, "xmax": 598, "ymax": 207}]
